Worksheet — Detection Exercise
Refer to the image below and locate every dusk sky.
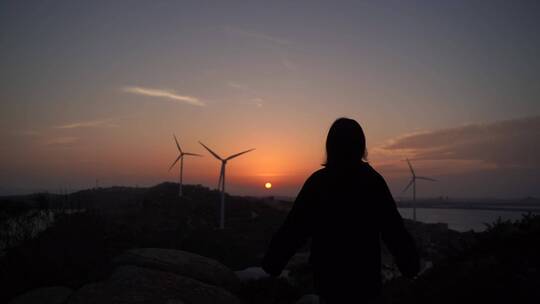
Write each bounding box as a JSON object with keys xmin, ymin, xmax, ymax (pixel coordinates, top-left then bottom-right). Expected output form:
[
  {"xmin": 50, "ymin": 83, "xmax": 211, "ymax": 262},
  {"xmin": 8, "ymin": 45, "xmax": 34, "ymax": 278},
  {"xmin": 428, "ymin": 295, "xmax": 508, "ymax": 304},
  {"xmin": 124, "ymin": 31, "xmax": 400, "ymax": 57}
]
[{"xmin": 1, "ymin": 1, "xmax": 539, "ymax": 198}]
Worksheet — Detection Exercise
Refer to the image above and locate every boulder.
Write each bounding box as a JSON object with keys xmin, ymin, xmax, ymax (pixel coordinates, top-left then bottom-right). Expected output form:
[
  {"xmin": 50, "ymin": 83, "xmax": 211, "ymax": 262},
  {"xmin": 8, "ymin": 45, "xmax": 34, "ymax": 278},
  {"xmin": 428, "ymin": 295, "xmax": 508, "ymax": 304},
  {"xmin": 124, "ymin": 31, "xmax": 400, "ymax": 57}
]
[
  {"xmin": 67, "ymin": 265, "xmax": 241, "ymax": 304},
  {"xmin": 295, "ymin": 294, "xmax": 320, "ymax": 304},
  {"xmin": 114, "ymin": 248, "xmax": 239, "ymax": 292},
  {"xmin": 235, "ymin": 267, "xmax": 269, "ymax": 281},
  {"xmin": 9, "ymin": 286, "xmax": 73, "ymax": 304},
  {"xmin": 287, "ymin": 252, "xmax": 310, "ymax": 269}
]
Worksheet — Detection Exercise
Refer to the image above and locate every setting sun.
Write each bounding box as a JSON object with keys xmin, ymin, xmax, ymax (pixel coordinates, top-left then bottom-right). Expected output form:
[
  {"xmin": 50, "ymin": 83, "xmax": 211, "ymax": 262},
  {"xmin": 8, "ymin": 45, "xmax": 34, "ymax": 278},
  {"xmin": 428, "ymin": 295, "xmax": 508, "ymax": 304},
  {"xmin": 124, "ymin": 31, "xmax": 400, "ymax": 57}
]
[{"xmin": 264, "ymin": 182, "xmax": 272, "ymax": 189}]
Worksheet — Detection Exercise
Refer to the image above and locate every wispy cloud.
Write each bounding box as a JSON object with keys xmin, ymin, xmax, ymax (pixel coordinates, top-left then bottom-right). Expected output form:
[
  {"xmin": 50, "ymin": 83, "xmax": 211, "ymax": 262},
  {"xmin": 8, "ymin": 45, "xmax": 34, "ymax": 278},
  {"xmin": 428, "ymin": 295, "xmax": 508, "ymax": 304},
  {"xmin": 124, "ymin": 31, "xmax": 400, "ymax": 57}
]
[
  {"xmin": 224, "ymin": 26, "xmax": 292, "ymax": 46},
  {"xmin": 250, "ymin": 98, "xmax": 264, "ymax": 108},
  {"xmin": 54, "ymin": 119, "xmax": 118, "ymax": 129},
  {"xmin": 380, "ymin": 116, "xmax": 540, "ymax": 169},
  {"xmin": 227, "ymin": 81, "xmax": 254, "ymax": 94},
  {"xmin": 123, "ymin": 86, "xmax": 205, "ymax": 107},
  {"xmin": 17, "ymin": 130, "xmax": 40, "ymax": 136},
  {"xmin": 45, "ymin": 136, "xmax": 79, "ymax": 147},
  {"xmin": 280, "ymin": 54, "xmax": 298, "ymax": 71},
  {"xmin": 227, "ymin": 81, "xmax": 264, "ymax": 107},
  {"xmin": 224, "ymin": 26, "xmax": 297, "ymax": 72}
]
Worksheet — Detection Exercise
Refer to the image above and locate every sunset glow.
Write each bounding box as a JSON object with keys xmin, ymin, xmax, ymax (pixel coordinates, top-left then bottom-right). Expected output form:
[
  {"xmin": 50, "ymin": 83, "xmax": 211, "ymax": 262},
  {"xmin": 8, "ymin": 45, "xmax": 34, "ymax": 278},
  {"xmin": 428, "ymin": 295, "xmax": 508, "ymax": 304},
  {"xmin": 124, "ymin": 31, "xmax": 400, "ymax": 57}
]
[
  {"xmin": 265, "ymin": 182, "xmax": 272, "ymax": 190},
  {"xmin": 1, "ymin": 1, "xmax": 539, "ymax": 198}
]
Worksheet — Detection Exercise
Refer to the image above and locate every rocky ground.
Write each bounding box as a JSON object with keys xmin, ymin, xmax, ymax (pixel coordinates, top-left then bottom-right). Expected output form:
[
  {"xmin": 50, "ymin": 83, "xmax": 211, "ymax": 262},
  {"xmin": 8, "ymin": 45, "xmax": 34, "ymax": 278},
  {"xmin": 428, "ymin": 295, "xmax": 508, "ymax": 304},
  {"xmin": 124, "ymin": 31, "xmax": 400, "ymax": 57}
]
[
  {"xmin": 3, "ymin": 183, "xmax": 536, "ymax": 303},
  {"xmin": 9, "ymin": 248, "xmax": 241, "ymax": 304}
]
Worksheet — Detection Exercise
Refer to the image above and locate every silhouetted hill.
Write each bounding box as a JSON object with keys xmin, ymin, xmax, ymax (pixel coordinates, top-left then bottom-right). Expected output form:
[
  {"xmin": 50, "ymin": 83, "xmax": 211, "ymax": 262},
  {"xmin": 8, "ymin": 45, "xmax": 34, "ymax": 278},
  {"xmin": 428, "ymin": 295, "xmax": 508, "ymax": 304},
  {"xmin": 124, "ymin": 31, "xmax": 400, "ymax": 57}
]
[
  {"xmin": 1, "ymin": 182, "xmax": 514, "ymax": 303},
  {"xmin": 0, "ymin": 183, "xmax": 294, "ymax": 302}
]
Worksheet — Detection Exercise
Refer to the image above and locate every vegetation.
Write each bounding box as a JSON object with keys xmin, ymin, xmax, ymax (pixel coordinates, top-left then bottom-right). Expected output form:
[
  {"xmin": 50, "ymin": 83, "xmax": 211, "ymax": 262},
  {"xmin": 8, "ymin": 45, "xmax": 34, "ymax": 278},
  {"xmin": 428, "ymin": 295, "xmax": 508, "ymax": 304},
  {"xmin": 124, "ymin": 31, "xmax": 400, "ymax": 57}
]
[
  {"xmin": 1, "ymin": 184, "xmax": 538, "ymax": 303},
  {"xmin": 0, "ymin": 194, "xmax": 56, "ymax": 253},
  {"xmin": 383, "ymin": 213, "xmax": 540, "ymax": 304},
  {"xmin": 0, "ymin": 183, "xmax": 287, "ymax": 302}
]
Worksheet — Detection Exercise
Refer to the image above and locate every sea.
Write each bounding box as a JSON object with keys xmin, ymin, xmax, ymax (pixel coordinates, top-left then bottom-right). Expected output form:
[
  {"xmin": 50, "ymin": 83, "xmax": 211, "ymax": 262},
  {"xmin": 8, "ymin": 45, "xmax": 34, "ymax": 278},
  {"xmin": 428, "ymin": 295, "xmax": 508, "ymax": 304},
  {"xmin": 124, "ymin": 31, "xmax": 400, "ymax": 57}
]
[{"xmin": 397, "ymin": 207, "xmax": 538, "ymax": 232}]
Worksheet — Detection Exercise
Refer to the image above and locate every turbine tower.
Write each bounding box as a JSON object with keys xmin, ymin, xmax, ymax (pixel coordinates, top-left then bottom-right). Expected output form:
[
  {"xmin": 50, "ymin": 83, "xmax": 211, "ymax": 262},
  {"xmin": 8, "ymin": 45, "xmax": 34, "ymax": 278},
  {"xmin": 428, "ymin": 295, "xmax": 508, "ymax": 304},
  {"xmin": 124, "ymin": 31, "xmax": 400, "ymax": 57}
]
[
  {"xmin": 199, "ymin": 141, "xmax": 255, "ymax": 230},
  {"xmin": 168, "ymin": 134, "xmax": 202, "ymax": 197},
  {"xmin": 402, "ymin": 158, "xmax": 436, "ymax": 221}
]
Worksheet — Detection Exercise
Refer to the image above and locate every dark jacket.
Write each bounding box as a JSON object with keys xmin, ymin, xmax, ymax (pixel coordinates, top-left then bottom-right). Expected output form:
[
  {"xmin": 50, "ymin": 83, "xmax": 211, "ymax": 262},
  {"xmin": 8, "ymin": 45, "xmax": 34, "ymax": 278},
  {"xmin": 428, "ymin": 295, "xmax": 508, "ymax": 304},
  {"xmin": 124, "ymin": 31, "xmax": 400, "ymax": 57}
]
[{"xmin": 262, "ymin": 162, "xmax": 419, "ymax": 301}]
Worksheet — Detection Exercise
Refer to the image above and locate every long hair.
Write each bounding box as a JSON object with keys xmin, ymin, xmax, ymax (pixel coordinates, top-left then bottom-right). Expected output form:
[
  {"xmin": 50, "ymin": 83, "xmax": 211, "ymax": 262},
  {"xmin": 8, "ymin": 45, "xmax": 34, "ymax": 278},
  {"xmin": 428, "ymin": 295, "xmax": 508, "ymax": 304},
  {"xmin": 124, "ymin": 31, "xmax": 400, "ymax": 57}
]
[{"xmin": 323, "ymin": 117, "xmax": 367, "ymax": 167}]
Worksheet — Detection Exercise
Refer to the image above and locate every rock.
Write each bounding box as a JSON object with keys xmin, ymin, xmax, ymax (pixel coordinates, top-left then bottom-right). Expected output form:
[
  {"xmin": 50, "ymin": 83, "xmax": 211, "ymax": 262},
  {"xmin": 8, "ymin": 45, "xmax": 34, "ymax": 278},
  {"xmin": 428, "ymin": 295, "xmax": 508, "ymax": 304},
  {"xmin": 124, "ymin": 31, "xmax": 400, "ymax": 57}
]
[
  {"xmin": 67, "ymin": 265, "xmax": 241, "ymax": 304},
  {"xmin": 114, "ymin": 248, "xmax": 240, "ymax": 292},
  {"xmin": 286, "ymin": 252, "xmax": 310, "ymax": 270},
  {"xmin": 9, "ymin": 286, "xmax": 73, "ymax": 304},
  {"xmin": 295, "ymin": 294, "xmax": 320, "ymax": 304},
  {"xmin": 284, "ymin": 252, "xmax": 311, "ymax": 283},
  {"xmin": 235, "ymin": 267, "xmax": 269, "ymax": 281},
  {"xmin": 419, "ymin": 260, "xmax": 433, "ymax": 274},
  {"xmin": 235, "ymin": 266, "xmax": 292, "ymax": 282}
]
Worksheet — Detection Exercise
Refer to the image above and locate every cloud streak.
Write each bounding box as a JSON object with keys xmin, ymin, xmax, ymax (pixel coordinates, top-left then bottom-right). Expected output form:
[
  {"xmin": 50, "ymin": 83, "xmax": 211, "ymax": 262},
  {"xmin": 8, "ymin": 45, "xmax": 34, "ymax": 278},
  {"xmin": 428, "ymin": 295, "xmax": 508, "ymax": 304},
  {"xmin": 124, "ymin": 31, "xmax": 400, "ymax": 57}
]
[
  {"xmin": 227, "ymin": 81, "xmax": 264, "ymax": 107},
  {"xmin": 18, "ymin": 130, "xmax": 40, "ymax": 136},
  {"xmin": 227, "ymin": 81, "xmax": 253, "ymax": 93},
  {"xmin": 45, "ymin": 136, "xmax": 79, "ymax": 147},
  {"xmin": 250, "ymin": 98, "xmax": 264, "ymax": 108},
  {"xmin": 224, "ymin": 26, "xmax": 297, "ymax": 72},
  {"xmin": 123, "ymin": 86, "xmax": 205, "ymax": 107},
  {"xmin": 54, "ymin": 119, "xmax": 117, "ymax": 129},
  {"xmin": 381, "ymin": 116, "xmax": 540, "ymax": 169}
]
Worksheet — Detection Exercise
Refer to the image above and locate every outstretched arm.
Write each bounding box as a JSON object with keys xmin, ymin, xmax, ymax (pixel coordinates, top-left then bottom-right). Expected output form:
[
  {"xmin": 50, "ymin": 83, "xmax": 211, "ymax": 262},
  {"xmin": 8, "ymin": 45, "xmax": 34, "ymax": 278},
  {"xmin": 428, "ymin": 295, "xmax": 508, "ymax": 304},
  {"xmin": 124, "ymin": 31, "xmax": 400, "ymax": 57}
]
[
  {"xmin": 262, "ymin": 174, "xmax": 318, "ymax": 276},
  {"xmin": 379, "ymin": 177, "xmax": 420, "ymax": 278}
]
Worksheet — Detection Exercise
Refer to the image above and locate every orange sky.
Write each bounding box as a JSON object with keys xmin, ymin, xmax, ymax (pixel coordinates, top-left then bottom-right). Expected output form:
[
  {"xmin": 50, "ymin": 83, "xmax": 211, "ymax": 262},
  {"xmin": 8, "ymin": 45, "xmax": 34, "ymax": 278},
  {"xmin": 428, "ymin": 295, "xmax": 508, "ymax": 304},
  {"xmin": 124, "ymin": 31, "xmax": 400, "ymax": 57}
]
[{"xmin": 1, "ymin": 1, "xmax": 540, "ymax": 198}]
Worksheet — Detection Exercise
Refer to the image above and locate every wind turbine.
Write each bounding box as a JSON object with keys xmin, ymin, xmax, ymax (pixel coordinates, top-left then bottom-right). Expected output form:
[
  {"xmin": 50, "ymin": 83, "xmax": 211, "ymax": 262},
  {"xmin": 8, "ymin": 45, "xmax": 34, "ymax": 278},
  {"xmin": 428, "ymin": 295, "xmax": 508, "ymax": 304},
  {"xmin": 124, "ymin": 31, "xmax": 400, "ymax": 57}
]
[
  {"xmin": 168, "ymin": 134, "xmax": 202, "ymax": 197},
  {"xmin": 402, "ymin": 158, "xmax": 436, "ymax": 221},
  {"xmin": 199, "ymin": 141, "xmax": 255, "ymax": 229}
]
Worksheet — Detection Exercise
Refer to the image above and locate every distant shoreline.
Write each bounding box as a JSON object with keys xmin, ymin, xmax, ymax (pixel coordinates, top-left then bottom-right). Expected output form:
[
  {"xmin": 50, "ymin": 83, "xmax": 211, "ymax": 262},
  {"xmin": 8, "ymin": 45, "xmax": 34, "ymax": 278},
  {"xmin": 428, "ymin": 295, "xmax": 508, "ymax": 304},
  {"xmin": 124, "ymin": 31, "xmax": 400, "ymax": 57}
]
[{"xmin": 397, "ymin": 205, "xmax": 539, "ymax": 213}]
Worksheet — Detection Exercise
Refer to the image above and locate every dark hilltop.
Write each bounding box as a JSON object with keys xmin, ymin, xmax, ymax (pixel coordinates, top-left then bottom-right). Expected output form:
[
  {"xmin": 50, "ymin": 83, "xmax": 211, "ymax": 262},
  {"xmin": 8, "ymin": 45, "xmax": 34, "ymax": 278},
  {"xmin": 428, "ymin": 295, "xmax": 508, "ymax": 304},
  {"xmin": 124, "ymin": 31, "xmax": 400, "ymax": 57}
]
[{"xmin": 1, "ymin": 183, "xmax": 539, "ymax": 303}]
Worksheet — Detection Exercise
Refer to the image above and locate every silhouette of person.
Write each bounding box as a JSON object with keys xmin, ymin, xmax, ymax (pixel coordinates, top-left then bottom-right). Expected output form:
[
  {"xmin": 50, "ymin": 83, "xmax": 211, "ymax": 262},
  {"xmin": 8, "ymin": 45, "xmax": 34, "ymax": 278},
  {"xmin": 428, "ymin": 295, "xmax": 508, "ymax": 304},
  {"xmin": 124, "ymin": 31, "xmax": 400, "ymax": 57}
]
[{"xmin": 262, "ymin": 118, "xmax": 420, "ymax": 303}]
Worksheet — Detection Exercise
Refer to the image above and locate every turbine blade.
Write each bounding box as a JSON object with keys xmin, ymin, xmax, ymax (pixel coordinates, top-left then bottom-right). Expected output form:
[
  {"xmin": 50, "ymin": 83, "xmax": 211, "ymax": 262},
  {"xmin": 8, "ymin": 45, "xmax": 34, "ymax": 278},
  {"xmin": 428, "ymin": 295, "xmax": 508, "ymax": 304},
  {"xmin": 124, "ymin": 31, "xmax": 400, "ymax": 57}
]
[
  {"xmin": 416, "ymin": 176, "xmax": 437, "ymax": 182},
  {"xmin": 168, "ymin": 155, "xmax": 182, "ymax": 171},
  {"xmin": 199, "ymin": 141, "xmax": 223, "ymax": 160},
  {"xmin": 182, "ymin": 152, "xmax": 203, "ymax": 157},
  {"xmin": 402, "ymin": 179, "xmax": 414, "ymax": 193},
  {"xmin": 406, "ymin": 158, "xmax": 415, "ymax": 176},
  {"xmin": 226, "ymin": 148, "xmax": 255, "ymax": 160},
  {"xmin": 173, "ymin": 134, "xmax": 183, "ymax": 154}
]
